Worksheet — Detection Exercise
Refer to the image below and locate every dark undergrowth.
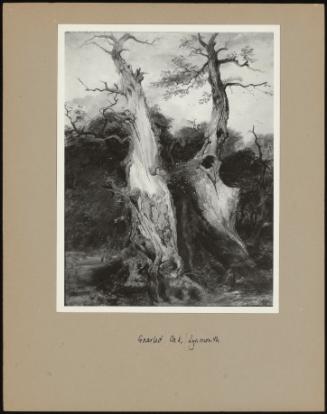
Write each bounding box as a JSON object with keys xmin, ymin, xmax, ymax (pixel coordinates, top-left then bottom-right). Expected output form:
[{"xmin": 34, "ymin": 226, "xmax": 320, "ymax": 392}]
[{"xmin": 64, "ymin": 108, "xmax": 274, "ymax": 307}]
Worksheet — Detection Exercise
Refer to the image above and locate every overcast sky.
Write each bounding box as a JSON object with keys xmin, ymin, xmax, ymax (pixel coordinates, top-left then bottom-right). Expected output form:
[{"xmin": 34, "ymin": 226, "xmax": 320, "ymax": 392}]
[{"xmin": 65, "ymin": 31, "xmax": 275, "ymax": 141}]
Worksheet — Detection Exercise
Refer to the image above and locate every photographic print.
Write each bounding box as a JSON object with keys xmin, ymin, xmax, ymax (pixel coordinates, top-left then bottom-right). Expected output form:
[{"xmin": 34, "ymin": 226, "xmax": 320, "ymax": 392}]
[{"xmin": 57, "ymin": 25, "xmax": 279, "ymax": 312}]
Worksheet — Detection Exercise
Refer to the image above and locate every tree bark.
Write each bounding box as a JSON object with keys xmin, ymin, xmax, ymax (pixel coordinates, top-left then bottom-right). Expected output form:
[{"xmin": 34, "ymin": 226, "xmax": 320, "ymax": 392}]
[
  {"xmin": 110, "ymin": 45, "xmax": 182, "ymax": 297},
  {"xmin": 187, "ymin": 39, "xmax": 248, "ymax": 266}
]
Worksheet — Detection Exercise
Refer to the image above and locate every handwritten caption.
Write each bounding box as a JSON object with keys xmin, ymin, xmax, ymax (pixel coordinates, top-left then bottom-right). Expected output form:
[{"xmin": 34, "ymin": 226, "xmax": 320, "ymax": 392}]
[{"xmin": 137, "ymin": 334, "xmax": 220, "ymax": 351}]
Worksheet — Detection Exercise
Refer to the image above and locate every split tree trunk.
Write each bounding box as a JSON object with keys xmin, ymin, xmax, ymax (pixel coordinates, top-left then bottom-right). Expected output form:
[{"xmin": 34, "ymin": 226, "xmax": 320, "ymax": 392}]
[{"xmin": 111, "ymin": 47, "xmax": 182, "ymax": 294}]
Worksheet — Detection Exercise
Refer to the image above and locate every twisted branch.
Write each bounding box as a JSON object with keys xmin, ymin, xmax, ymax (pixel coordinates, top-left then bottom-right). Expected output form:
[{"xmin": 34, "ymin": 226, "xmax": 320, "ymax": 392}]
[
  {"xmin": 224, "ymin": 81, "xmax": 268, "ymax": 90},
  {"xmin": 78, "ymin": 78, "xmax": 125, "ymax": 97},
  {"xmin": 219, "ymin": 55, "xmax": 250, "ymax": 67},
  {"xmin": 119, "ymin": 33, "xmax": 158, "ymax": 46},
  {"xmin": 218, "ymin": 54, "xmax": 264, "ymax": 73},
  {"xmin": 197, "ymin": 33, "xmax": 208, "ymax": 48},
  {"xmin": 251, "ymin": 125, "xmax": 263, "ymax": 160}
]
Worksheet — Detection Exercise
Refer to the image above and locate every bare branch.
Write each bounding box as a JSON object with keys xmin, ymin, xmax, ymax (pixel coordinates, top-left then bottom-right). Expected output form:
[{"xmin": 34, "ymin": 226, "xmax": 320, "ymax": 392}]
[
  {"xmin": 91, "ymin": 41, "xmax": 112, "ymax": 55},
  {"xmin": 78, "ymin": 78, "xmax": 125, "ymax": 96},
  {"xmin": 224, "ymin": 81, "xmax": 268, "ymax": 90},
  {"xmin": 81, "ymin": 34, "xmax": 115, "ymax": 48},
  {"xmin": 221, "ymin": 57, "xmax": 264, "ymax": 73},
  {"xmin": 249, "ymin": 125, "xmax": 272, "ymax": 191},
  {"xmin": 218, "ymin": 45, "xmax": 264, "ymax": 73},
  {"xmin": 105, "ymin": 33, "xmax": 118, "ymax": 43},
  {"xmin": 81, "ymin": 32, "xmax": 158, "ymax": 63},
  {"xmin": 219, "ymin": 55, "xmax": 250, "ymax": 67},
  {"xmin": 251, "ymin": 125, "xmax": 263, "ymax": 160},
  {"xmin": 188, "ymin": 47, "xmax": 208, "ymax": 58},
  {"xmin": 80, "ymin": 35, "xmax": 114, "ymax": 55},
  {"xmin": 76, "ymin": 135, "xmax": 106, "ymax": 143},
  {"xmin": 64, "ymin": 104, "xmax": 97, "ymax": 141},
  {"xmin": 99, "ymin": 96, "xmax": 119, "ymax": 117},
  {"xmin": 179, "ymin": 33, "xmax": 211, "ymax": 57},
  {"xmin": 197, "ymin": 33, "xmax": 208, "ymax": 48},
  {"xmin": 216, "ymin": 46, "xmax": 228, "ymax": 56},
  {"xmin": 208, "ymin": 33, "xmax": 218, "ymax": 46},
  {"xmin": 119, "ymin": 33, "xmax": 158, "ymax": 46},
  {"xmin": 97, "ymin": 96, "xmax": 119, "ymax": 135},
  {"xmin": 65, "ymin": 99, "xmax": 132, "ymax": 146},
  {"xmin": 104, "ymin": 135, "xmax": 129, "ymax": 145}
]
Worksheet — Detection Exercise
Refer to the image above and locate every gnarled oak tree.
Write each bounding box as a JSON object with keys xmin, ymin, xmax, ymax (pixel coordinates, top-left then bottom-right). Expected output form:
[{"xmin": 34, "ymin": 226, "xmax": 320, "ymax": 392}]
[
  {"xmin": 153, "ymin": 33, "xmax": 271, "ymax": 269},
  {"xmin": 77, "ymin": 33, "xmax": 183, "ymax": 302}
]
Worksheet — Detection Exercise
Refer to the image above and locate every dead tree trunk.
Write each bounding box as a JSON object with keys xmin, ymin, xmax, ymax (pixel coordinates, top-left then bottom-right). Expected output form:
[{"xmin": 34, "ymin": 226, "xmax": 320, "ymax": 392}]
[
  {"xmin": 82, "ymin": 34, "xmax": 182, "ymax": 301},
  {"xmin": 152, "ymin": 32, "xmax": 269, "ymax": 273},
  {"xmin": 190, "ymin": 35, "xmax": 247, "ymax": 265}
]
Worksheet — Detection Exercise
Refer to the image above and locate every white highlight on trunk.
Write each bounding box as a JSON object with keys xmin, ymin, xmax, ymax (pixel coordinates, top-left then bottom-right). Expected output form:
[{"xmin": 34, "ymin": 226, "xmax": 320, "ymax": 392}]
[
  {"xmin": 194, "ymin": 101, "xmax": 246, "ymax": 253},
  {"xmin": 116, "ymin": 56, "xmax": 181, "ymax": 267}
]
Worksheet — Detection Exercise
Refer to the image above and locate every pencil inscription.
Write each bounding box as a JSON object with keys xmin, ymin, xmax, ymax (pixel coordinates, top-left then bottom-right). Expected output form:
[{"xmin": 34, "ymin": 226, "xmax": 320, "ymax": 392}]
[{"xmin": 137, "ymin": 334, "xmax": 220, "ymax": 350}]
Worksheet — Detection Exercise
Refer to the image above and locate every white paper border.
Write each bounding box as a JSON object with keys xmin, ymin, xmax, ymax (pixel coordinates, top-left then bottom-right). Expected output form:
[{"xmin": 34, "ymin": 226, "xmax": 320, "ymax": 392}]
[{"xmin": 57, "ymin": 24, "xmax": 280, "ymax": 313}]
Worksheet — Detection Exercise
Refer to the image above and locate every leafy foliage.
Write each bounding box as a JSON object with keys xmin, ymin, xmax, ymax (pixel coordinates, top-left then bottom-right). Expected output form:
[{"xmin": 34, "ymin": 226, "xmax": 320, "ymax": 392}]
[
  {"xmin": 240, "ymin": 46, "xmax": 256, "ymax": 63},
  {"xmin": 152, "ymin": 55, "xmax": 208, "ymax": 99}
]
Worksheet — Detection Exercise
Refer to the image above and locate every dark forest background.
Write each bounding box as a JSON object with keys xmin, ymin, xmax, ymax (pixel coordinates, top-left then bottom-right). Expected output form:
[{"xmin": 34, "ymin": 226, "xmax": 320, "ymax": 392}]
[{"xmin": 64, "ymin": 106, "xmax": 274, "ymax": 306}]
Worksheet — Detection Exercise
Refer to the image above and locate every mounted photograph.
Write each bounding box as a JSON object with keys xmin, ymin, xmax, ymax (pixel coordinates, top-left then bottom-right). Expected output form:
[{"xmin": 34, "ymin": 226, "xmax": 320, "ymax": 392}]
[{"xmin": 57, "ymin": 25, "xmax": 279, "ymax": 312}]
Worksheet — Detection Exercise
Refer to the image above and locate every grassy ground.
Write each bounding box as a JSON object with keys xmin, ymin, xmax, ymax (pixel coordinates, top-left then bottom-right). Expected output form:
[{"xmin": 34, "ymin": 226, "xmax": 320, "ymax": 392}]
[{"xmin": 64, "ymin": 249, "xmax": 273, "ymax": 307}]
